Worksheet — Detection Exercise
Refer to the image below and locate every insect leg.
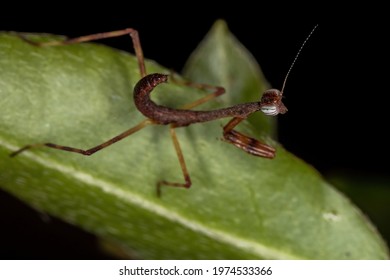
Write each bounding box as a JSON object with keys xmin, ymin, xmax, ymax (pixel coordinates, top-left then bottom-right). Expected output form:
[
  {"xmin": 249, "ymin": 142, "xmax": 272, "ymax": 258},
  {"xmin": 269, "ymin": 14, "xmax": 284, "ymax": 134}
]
[
  {"xmin": 10, "ymin": 119, "xmax": 154, "ymax": 157},
  {"xmin": 157, "ymin": 125, "xmax": 191, "ymax": 196},
  {"xmin": 223, "ymin": 117, "xmax": 276, "ymax": 158},
  {"xmin": 19, "ymin": 28, "xmax": 147, "ymax": 77},
  {"xmin": 168, "ymin": 74, "xmax": 225, "ymax": 110}
]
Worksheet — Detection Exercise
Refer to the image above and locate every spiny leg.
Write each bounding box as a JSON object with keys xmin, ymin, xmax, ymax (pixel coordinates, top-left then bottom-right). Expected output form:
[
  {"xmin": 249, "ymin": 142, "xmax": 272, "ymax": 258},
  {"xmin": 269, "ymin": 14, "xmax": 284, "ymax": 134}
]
[
  {"xmin": 223, "ymin": 117, "xmax": 276, "ymax": 158},
  {"xmin": 10, "ymin": 119, "xmax": 154, "ymax": 157},
  {"xmin": 157, "ymin": 125, "xmax": 191, "ymax": 197},
  {"xmin": 20, "ymin": 28, "xmax": 147, "ymax": 77}
]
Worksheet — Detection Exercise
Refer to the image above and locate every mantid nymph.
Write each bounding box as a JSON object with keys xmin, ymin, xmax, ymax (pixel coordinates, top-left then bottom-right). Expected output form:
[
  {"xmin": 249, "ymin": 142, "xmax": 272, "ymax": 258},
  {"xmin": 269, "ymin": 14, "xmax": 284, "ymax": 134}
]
[{"xmin": 11, "ymin": 25, "xmax": 318, "ymax": 195}]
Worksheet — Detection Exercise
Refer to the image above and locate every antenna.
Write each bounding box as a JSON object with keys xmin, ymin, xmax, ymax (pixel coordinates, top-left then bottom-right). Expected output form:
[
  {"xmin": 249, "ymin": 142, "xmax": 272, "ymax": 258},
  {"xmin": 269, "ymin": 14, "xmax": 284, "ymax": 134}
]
[{"xmin": 281, "ymin": 24, "xmax": 318, "ymax": 93}]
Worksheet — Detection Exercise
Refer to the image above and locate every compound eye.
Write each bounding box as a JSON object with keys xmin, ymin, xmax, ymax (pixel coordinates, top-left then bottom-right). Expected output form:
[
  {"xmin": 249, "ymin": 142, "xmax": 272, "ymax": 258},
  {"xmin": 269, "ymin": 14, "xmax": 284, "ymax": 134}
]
[{"xmin": 261, "ymin": 105, "xmax": 279, "ymax": 116}]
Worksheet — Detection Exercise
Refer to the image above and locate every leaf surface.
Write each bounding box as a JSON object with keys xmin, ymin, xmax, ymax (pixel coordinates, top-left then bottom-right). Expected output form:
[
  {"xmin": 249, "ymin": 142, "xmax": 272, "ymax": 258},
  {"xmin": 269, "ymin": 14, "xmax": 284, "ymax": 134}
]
[{"xmin": 0, "ymin": 22, "xmax": 388, "ymax": 259}]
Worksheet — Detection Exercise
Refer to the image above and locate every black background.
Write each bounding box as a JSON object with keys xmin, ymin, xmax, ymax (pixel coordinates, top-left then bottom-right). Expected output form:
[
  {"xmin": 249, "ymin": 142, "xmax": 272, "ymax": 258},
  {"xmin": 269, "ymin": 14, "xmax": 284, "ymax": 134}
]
[{"xmin": 1, "ymin": 10, "xmax": 389, "ymax": 259}]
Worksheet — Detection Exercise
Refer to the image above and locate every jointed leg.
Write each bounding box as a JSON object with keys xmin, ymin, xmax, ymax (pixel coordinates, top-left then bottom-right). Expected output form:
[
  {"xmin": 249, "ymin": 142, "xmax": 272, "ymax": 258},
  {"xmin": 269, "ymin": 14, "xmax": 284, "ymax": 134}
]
[
  {"xmin": 223, "ymin": 117, "xmax": 276, "ymax": 158},
  {"xmin": 157, "ymin": 125, "xmax": 191, "ymax": 196},
  {"xmin": 12, "ymin": 28, "xmax": 152, "ymax": 158},
  {"xmin": 168, "ymin": 74, "xmax": 226, "ymax": 110},
  {"xmin": 10, "ymin": 119, "xmax": 154, "ymax": 157},
  {"xmin": 155, "ymin": 78, "xmax": 225, "ymax": 196},
  {"xmin": 15, "ymin": 28, "xmax": 228, "ymax": 196},
  {"xmin": 21, "ymin": 28, "xmax": 224, "ymax": 103},
  {"xmin": 21, "ymin": 27, "xmax": 225, "ymax": 109},
  {"xmin": 12, "ymin": 30, "xmax": 153, "ymax": 155},
  {"xmin": 20, "ymin": 28, "xmax": 147, "ymax": 77},
  {"xmin": 179, "ymin": 85, "xmax": 225, "ymax": 110}
]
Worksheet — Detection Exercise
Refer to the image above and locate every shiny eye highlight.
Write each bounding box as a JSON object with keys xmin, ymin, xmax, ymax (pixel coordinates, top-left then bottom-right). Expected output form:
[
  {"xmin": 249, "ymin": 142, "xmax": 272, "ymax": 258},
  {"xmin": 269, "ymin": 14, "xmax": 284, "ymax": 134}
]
[
  {"xmin": 261, "ymin": 105, "xmax": 279, "ymax": 116},
  {"xmin": 259, "ymin": 89, "xmax": 287, "ymax": 116}
]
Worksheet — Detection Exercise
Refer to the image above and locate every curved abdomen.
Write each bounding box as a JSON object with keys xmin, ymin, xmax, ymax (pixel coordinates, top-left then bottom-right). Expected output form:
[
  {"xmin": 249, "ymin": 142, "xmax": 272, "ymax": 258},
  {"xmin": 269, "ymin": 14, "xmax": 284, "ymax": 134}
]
[{"xmin": 133, "ymin": 73, "xmax": 261, "ymax": 127}]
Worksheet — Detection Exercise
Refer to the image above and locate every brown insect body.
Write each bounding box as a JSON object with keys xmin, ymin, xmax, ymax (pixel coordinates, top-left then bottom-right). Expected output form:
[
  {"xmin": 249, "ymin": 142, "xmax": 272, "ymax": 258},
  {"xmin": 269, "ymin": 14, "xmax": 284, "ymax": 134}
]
[
  {"xmin": 134, "ymin": 73, "xmax": 263, "ymax": 127},
  {"xmin": 11, "ymin": 25, "xmax": 317, "ymax": 194}
]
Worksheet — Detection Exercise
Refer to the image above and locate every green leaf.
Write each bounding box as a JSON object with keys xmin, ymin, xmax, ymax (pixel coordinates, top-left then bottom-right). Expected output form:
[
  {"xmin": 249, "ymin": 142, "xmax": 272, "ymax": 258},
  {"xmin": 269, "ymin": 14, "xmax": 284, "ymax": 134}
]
[
  {"xmin": 0, "ymin": 21, "xmax": 388, "ymax": 259},
  {"xmin": 327, "ymin": 172, "xmax": 390, "ymax": 244},
  {"xmin": 183, "ymin": 21, "xmax": 275, "ymax": 136}
]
